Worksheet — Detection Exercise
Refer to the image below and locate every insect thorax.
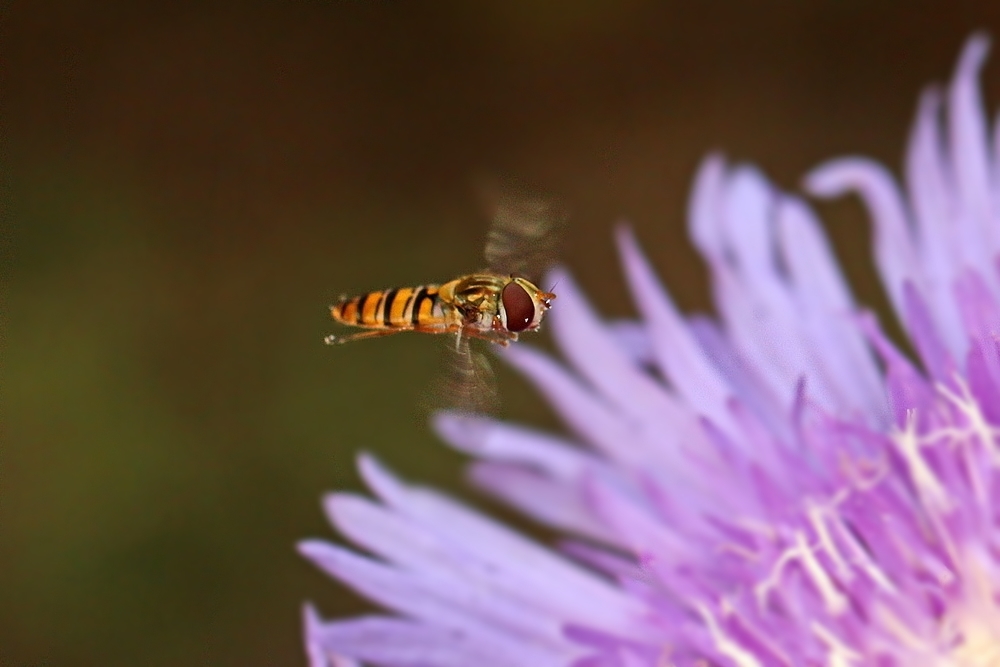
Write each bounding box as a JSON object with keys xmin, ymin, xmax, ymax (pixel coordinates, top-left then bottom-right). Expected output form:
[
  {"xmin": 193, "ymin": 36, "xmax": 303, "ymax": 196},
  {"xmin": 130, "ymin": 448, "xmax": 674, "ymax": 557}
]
[{"xmin": 442, "ymin": 274, "xmax": 506, "ymax": 329}]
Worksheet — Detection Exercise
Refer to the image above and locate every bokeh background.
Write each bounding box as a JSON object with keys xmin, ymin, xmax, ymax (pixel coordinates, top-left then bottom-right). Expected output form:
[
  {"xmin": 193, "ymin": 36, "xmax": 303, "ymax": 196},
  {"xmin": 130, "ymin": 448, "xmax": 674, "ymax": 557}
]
[{"xmin": 6, "ymin": 3, "xmax": 1000, "ymax": 665}]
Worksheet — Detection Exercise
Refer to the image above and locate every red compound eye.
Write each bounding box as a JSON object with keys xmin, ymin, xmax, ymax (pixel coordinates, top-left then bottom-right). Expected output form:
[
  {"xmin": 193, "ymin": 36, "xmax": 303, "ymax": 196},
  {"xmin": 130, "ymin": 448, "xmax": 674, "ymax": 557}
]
[{"xmin": 502, "ymin": 282, "xmax": 534, "ymax": 332}]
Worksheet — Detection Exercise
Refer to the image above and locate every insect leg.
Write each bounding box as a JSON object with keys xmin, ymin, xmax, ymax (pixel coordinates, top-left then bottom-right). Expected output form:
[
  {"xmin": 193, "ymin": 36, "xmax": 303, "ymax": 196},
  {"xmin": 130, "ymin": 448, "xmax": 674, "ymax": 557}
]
[
  {"xmin": 324, "ymin": 329, "xmax": 407, "ymax": 345},
  {"xmin": 460, "ymin": 327, "xmax": 518, "ymax": 346}
]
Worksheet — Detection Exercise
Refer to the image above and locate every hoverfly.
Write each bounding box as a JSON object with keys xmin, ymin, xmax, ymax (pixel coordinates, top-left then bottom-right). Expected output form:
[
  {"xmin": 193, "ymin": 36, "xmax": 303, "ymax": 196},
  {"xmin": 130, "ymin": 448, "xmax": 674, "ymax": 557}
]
[{"xmin": 325, "ymin": 185, "xmax": 565, "ymax": 412}]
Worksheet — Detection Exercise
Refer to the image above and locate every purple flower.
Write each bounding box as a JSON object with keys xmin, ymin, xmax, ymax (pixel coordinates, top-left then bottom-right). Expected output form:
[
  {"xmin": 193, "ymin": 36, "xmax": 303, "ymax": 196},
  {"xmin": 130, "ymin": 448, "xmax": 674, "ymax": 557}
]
[{"xmin": 300, "ymin": 34, "xmax": 1000, "ymax": 666}]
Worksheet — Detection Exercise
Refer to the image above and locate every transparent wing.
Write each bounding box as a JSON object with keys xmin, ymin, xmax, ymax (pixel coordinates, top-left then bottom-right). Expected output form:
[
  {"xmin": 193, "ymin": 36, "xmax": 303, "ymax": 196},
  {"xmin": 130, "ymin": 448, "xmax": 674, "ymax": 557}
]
[
  {"xmin": 422, "ymin": 334, "xmax": 500, "ymax": 415},
  {"xmin": 481, "ymin": 180, "xmax": 567, "ymax": 280}
]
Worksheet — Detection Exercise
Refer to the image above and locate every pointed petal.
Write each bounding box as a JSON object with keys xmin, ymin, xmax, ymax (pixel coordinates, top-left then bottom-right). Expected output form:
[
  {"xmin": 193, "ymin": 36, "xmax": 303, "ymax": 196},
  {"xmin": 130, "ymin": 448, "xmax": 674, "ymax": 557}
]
[
  {"xmin": 905, "ymin": 86, "xmax": 969, "ymax": 355},
  {"xmin": 546, "ymin": 267, "xmax": 691, "ymax": 433},
  {"xmin": 354, "ymin": 454, "xmax": 657, "ymax": 638},
  {"xmin": 949, "ymin": 34, "xmax": 997, "ymax": 259},
  {"xmin": 775, "ymin": 195, "xmax": 887, "ymax": 422},
  {"xmin": 500, "ymin": 343, "xmax": 670, "ymax": 468},
  {"xmin": 304, "ymin": 612, "xmax": 554, "ymax": 667},
  {"xmin": 615, "ymin": 225, "xmax": 735, "ymax": 433}
]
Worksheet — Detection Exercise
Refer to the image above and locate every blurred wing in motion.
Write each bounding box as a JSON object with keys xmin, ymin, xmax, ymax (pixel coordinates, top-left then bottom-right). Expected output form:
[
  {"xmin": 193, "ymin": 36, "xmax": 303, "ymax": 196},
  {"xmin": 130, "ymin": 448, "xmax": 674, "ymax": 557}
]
[
  {"xmin": 481, "ymin": 181, "xmax": 567, "ymax": 281},
  {"xmin": 423, "ymin": 335, "xmax": 500, "ymax": 415}
]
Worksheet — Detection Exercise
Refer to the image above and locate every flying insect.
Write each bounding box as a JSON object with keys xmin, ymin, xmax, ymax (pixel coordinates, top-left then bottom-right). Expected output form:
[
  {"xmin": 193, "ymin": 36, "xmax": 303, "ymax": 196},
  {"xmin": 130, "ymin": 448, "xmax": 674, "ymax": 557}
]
[{"xmin": 325, "ymin": 186, "xmax": 565, "ymax": 411}]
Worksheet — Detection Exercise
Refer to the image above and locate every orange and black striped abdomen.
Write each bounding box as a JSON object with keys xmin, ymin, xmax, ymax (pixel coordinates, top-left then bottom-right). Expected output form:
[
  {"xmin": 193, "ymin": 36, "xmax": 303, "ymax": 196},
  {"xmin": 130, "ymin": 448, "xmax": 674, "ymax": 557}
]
[{"xmin": 331, "ymin": 285, "xmax": 444, "ymax": 329}]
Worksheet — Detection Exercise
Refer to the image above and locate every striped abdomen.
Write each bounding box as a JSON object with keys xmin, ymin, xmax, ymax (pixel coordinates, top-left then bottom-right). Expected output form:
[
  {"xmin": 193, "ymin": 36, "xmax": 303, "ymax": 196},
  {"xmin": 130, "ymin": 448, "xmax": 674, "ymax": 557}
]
[{"xmin": 331, "ymin": 285, "xmax": 446, "ymax": 330}]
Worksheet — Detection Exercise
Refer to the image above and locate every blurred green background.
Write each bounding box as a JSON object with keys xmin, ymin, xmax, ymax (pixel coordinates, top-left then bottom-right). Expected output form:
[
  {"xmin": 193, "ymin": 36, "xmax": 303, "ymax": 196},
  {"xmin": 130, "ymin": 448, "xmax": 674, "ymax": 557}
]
[{"xmin": 6, "ymin": 2, "xmax": 1000, "ymax": 665}]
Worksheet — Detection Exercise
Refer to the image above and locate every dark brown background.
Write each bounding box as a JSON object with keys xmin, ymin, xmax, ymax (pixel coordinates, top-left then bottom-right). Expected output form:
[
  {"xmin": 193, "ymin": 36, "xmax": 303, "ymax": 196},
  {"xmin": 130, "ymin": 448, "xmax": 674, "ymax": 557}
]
[{"xmin": 6, "ymin": 2, "xmax": 1000, "ymax": 665}]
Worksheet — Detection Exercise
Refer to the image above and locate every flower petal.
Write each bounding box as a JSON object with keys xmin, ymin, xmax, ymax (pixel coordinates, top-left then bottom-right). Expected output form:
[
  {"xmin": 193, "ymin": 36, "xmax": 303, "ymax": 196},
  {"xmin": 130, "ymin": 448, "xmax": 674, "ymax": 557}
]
[
  {"xmin": 500, "ymin": 343, "xmax": 675, "ymax": 470},
  {"xmin": 545, "ymin": 267, "xmax": 694, "ymax": 438},
  {"xmin": 805, "ymin": 158, "xmax": 921, "ymax": 320},
  {"xmin": 299, "ymin": 538, "xmax": 574, "ymax": 656},
  {"xmin": 355, "ymin": 454, "xmax": 659, "ymax": 640},
  {"xmin": 775, "ymin": 195, "xmax": 887, "ymax": 422},
  {"xmin": 468, "ymin": 461, "xmax": 619, "ymax": 544},
  {"xmin": 615, "ymin": 225, "xmax": 735, "ymax": 433},
  {"xmin": 948, "ymin": 33, "xmax": 998, "ymax": 263},
  {"xmin": 304, "ymin": 609, "xmax": 551, "ymax": 667},
  {"xmin": 905, "ymin": 86, "xmax": 969, "ymax": 356},
  {"xmin": 432, "ymin": 411, "xmax": 599, "ymax": 480}
]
